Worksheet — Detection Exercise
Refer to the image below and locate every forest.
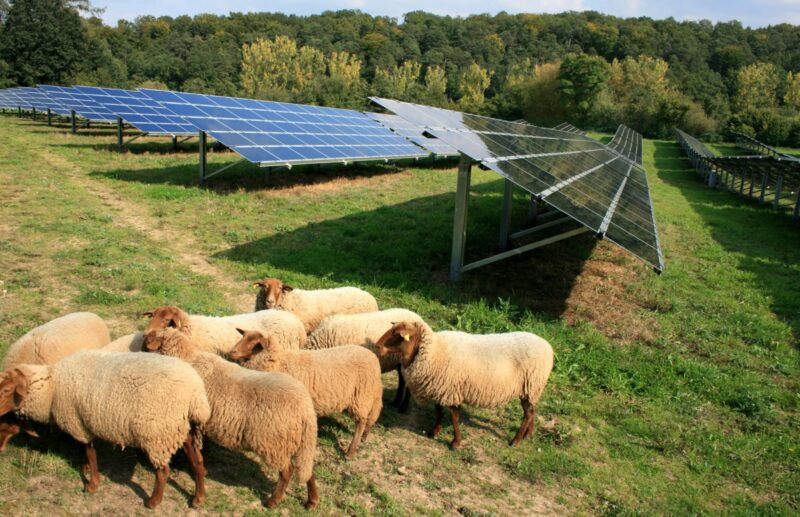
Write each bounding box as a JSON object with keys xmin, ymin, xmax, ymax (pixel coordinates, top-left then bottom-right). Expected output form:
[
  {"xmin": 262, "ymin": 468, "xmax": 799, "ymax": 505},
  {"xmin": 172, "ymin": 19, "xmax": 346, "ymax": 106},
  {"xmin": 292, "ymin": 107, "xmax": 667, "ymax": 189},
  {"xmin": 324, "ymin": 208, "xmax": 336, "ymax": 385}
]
[{"xmin": 2, "ymin": 0, "xmax": 800, "ymax": 144}]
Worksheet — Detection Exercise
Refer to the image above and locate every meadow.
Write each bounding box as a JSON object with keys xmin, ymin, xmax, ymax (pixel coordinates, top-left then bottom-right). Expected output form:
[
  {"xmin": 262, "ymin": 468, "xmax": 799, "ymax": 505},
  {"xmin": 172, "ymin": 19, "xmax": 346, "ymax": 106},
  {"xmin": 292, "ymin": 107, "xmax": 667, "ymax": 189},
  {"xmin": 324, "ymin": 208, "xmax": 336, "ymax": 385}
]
[{"xmin": 0, "ymin": 114, "xmax": 798, "ymax": 515}]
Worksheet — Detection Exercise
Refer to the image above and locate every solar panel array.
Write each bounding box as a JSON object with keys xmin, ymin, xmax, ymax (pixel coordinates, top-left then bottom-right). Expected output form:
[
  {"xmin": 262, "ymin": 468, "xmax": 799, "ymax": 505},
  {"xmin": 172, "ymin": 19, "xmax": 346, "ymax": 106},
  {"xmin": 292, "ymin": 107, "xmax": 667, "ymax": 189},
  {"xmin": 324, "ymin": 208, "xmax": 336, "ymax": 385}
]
[
  {"xmin": 140, "ymin": 89, "xmax": 428, "ymax": 166},
  {"xmin": 607, "ymin": 125, "xmax": 643, "ymax": 165},
  {"xmin": 366, "ymin": 112, "xmax": 458, "ymax": 156},
  {"xmin": 37, "ymin": 85, "xmax": 118, "ymax": 122},
  {"xmin": 70, "ymin": 86, "xmax": 195, "ymax": 135},
  {"xmin": 372, "ymin": 97, "xmax": 664, "ymax": 272},
  {"xmin": 553, "ymin": 122, "xmax": 586, "ymax": 136}
]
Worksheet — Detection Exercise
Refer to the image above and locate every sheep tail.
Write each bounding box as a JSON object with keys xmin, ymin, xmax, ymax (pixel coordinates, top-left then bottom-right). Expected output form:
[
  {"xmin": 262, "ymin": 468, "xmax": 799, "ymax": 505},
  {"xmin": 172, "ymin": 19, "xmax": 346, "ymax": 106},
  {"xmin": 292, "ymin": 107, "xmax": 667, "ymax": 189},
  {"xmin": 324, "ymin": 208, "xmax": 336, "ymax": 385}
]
[
  {"xmin": 367, "ymin": 390, "xmax": 383, "ymax": 428},
  {"xmin": 293, "ymin": 411, "xmax": 318, "ymax": 483}
]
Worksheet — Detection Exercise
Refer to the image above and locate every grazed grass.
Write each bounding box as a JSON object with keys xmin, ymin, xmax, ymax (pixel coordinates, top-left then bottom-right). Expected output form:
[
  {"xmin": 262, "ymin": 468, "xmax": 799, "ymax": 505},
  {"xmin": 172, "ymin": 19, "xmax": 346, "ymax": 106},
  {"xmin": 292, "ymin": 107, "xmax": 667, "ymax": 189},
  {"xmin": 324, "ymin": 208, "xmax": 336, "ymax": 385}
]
[{"xmin": 0, "ymin": 115, "xmax": 798, "ymax": 515}]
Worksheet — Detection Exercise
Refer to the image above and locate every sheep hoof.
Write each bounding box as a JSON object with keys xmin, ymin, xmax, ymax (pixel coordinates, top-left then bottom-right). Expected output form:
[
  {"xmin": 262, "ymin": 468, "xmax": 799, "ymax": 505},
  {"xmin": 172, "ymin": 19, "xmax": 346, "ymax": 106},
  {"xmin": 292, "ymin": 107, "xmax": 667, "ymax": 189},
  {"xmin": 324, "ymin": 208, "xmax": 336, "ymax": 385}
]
[
  {"xmin": 449, "ymin": 440, "xmax": 462, "ymax": 450},
  {"xmin": 265, "ymin": 497, "xmax": 279, "ymax": 509},
  {"xmin": 85, "ymin": 483, "xmax": 98, "ymax": 494},
  {"xmin": 429, "ymin": 425, "xmax": 442, "ymax": 438},
  {"xmin": 191, "ymin": 495, "xmax": 205, "ymax": 508},
  {"xmin": 145, "ymin": 498, "xmax": 160, "ymax": 509},
  {"xmin": 304, "ymin": 499, "xmax": 319, "ymax": 510}
]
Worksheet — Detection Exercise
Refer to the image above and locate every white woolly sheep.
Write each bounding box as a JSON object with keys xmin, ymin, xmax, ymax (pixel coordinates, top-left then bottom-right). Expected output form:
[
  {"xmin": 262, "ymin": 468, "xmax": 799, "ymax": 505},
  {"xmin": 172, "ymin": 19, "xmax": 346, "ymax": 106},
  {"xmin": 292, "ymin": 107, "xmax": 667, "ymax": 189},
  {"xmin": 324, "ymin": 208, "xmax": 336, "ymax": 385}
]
[
  {"xmin": 102, "ymin": 332, "xmax": 144, "ymax": 353},
  {"xmin": 0, "ymin": 350, "xmax": 211, "ymax": 508},
  {"xmin": 253, "ymin": 278, "xmax": 379, "ymax": 333},
  {"xmin": 229, "ymin": 329, "xmax": 383, "ymax": 459},
  {"xmin": 2, "ymin": 312, "xmax": 110, "ymax": 370},
  {"xmin": 143, "ymin": 305, "xmax": 305, "ymax": 354},
  {"xmin": 142, "ymin": 328, "xmax": 319, "ymax": 509},
  {"xmin": 306, "ymin": 308, "xmax": 425, "ymax": 411},
  {"xmin": 374, "ymin": 320, "xmax": 554, "ymax": 449},
  {"xmin": 1, "ymin": 312, "xmax": 111, "ymax": 451}
]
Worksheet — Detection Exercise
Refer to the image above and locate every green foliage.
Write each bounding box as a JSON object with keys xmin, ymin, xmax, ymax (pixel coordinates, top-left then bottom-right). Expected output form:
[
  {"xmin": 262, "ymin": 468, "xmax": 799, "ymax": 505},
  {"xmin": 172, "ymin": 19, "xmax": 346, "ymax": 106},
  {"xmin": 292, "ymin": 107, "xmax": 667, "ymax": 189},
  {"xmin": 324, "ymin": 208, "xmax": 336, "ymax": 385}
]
[
  {"xmin": 558, "ymin": 53, "xmax": 610, "ymax": 121},
  {"xmin": 458, "ymin": 62, "xmax": 492, "ymax": 113},
  {"xmin": 735, "ymin": 63, "xmax": 781, "ymax": 112},
  {"xmin": 0, "ymin": 0, "xmax": 89, "ymax": 85}
]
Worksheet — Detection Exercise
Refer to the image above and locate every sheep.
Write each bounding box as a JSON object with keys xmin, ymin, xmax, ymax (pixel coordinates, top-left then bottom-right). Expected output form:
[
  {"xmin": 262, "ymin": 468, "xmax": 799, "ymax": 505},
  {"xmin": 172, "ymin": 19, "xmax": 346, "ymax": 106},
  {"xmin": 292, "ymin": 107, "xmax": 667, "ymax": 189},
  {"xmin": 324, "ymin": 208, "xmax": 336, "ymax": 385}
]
[
  {"xmin": 0, "ymin": 350, "xmax": 211, "ymax": 508},
  {"xmin": 306, "ymin": 308, "xmax": 425, "ymax": 412},
  {"xmin": 253, "ymin": 277, "xmax": 379, "ymax": 333},
  {"xmin": 229, "ymin": 329, "xmax": 383, "ymax": 459},
  {"xmin": 2, "ymin": 312, "xmax": 111, "ymax": 370},
  {"xmin": 1, "ymin": 312, "xmax": 111, "ymax": 452},
  {"xmin": 142, "ymin": 328, "xmax": 319, "ymax": 509},
  {"xmin": 374, "ymin": 320, "xmax": 554, "ymax": 449},
  {"xmin": 102, "ymin": 332, "xmax": 144, "ymax": 353},
  {"xmin": 142, "ymin": 305, "xmax": 305, "ymax": 354}
]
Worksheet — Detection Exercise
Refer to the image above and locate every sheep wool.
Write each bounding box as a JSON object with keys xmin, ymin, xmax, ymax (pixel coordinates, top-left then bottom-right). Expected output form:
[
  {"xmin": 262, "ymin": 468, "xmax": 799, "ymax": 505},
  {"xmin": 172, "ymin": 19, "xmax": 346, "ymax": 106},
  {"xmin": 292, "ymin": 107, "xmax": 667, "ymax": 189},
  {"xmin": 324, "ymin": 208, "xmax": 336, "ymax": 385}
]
[
  {"xmin": 233, "ymin": 332, "xmax": 382, "ymax": 459},
  {"xmin": 102, "ymin": 332, "xmax": 144, "ymax": 353},
  {"xmin": 3, "ymin": 312, "xmax": 110, "ymax": 370},
  {"xmin": 402, "ymin": 323, "xmax": 554, "ymax": 409},
  {"xmin": 13, "ymin": 350, "xmax": 210, "ymax": 469},
  {"xmin": 307, "ymin": 308, "xmax": 424, "ymax": 372},
  {"xmin": 145, "ymin": 328, "xmax": 319, "ymax": 508},
  {"xmin": 254, "ymin": 278, "xmax": 379, "ymax": 333}
]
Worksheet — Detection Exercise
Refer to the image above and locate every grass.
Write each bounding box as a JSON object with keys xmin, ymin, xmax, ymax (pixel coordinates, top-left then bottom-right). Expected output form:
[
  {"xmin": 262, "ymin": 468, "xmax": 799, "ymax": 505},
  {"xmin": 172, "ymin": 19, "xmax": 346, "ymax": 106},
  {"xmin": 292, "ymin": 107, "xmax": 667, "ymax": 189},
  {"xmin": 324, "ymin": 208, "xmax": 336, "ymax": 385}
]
[{"xmin": 0, "ymin": 113, "xmax": 798, "ymax": 515}]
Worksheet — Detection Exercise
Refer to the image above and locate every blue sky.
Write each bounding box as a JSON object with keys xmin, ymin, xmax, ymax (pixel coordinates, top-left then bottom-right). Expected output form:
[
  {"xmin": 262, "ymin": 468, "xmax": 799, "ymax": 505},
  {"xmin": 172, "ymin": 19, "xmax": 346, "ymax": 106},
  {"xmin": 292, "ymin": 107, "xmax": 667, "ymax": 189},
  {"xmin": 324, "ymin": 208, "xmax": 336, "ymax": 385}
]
[{"xmin": 95, "ymin": 1, "xmax": 800, "ymax": 28}]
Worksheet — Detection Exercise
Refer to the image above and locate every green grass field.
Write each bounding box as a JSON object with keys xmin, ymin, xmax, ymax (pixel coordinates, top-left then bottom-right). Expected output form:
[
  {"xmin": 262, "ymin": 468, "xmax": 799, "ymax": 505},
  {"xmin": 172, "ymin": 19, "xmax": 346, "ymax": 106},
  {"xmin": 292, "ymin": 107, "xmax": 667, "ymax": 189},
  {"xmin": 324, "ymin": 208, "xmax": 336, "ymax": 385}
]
[{"xmin": 0, "ymin": 114, "xmax": 798, "ymax": 515}]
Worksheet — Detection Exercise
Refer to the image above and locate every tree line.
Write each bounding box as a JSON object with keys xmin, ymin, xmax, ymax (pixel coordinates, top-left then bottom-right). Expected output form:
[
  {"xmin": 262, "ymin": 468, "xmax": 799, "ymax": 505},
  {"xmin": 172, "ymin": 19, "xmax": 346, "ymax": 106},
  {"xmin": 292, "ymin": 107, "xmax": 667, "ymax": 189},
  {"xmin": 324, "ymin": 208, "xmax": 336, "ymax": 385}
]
[{"xmin": 1, "ymin": 0, "xmax": 800, "ymax": 144}]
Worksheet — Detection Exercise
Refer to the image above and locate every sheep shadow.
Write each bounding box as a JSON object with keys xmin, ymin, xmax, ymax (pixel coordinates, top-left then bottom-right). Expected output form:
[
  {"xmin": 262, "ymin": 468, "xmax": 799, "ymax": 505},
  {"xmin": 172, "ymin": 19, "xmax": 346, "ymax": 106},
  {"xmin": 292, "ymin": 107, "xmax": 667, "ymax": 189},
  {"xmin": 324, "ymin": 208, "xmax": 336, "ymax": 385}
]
[
  {"xmin": 215, "ymin": 176, "xmax": 597, "ymax": 316},
  {"xmin": 653, "ymin": 140, "xmax": 800, "ymax": 344}
]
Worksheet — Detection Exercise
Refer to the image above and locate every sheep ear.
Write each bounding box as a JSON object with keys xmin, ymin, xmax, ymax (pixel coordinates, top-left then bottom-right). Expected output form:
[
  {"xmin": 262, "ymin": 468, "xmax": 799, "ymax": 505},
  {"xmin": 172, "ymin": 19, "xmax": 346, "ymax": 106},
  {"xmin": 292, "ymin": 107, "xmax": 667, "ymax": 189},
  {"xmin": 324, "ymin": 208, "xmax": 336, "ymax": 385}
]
[
  {"xmin": 141, "ymin": 311, "xmax": 154, "ymax": 318},
  {"xmin": 252, "ymin": 282, "xmax": 263, "ymax": 289},
  {"xmin": 281, "ymin": 284, "xmax": 293, "ymax": 293},
  {"xmin": 236, "ymin": 328, "xmax": 246, "ymax": 336}
]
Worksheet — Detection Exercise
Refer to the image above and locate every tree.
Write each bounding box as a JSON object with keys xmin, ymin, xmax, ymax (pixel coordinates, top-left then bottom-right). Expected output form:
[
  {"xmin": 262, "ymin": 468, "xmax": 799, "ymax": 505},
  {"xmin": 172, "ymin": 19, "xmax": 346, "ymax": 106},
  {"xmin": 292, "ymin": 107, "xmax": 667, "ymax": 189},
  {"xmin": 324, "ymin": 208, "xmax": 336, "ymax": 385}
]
[
  {"xmin": 458, "ymin": 62, "xmax": 492, "ymax": 113},
  {"xmin": 240, "ymin": 35, "xmax": 325, "ymax": 102},
  {"xmin": 735, "ymin": 62, "xmax": 780, "ymax": 111},
  {"xmin": 422, "ymin": 65, "xmax": 447, "ymax": 106},
  {"xmin": 373, "ymin": 60, "xmax": 422, "ymax": 100},
  {"xmin": 558, "ymin": 53, "xmax": 610, "ymax": 122},
  {"xmin": 785, "ymin": 72, "xmax": 800, "ymax": 112},
  {"xmin": 0, "ymin": 0, "xmax": 89, "ymax": 85}
]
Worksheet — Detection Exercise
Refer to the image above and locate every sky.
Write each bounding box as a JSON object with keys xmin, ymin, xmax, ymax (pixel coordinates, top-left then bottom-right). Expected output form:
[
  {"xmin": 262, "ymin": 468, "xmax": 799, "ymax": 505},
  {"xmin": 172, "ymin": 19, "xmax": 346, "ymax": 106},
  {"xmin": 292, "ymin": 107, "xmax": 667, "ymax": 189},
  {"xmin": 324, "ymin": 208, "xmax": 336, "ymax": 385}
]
[{"xmin": 94, "ymin": 0, "xmax": 800, "ymax": 28}]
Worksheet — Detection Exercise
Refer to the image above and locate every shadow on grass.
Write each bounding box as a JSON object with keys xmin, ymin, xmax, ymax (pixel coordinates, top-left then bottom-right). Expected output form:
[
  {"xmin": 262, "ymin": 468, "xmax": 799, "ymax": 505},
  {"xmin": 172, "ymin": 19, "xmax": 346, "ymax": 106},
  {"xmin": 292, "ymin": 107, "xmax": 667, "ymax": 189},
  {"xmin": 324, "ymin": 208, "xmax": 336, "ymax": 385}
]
[
  {"xmin": 214, "ymin": 175, "xmax": 597, "ymax": 316},
  {"xmin": 653, "ymin": 140, "xmax": 800, "ymax": 342}
]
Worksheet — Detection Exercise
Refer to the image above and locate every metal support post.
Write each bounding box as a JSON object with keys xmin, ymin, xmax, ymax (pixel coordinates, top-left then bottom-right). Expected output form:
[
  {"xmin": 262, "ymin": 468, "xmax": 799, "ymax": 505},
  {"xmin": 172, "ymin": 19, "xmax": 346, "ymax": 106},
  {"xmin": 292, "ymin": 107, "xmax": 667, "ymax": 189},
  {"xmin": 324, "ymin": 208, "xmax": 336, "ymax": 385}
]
[
  {"xmin": 708, "ymin": 166, "xmax": 717, "ymax": 188},
  {"xmin": 759, "ymin": 174, "xmax": 768, "ymax": 204},
  {"xmin": 17, "ymin": 106, "xmax": 22, "ymax": 117},
  {"xmin": 499, "ymin": 179, "xmax": 513, "ymax": 251},
  {"xmin": 773, "ymin": 175, "xmax": 783, "ymax": 210},
  {"xmin": 116, "ymin": 117, "xmax": 124, "ymax": 151},
  {"xmin": 70, "ymin": 110, "xmax": 77, "ymax": 134},
  {"xmin": 527, "ymin": 195, "xmax": 539, "ymax": 221},
  {"xmin": 264, "ymin": 167, "xmax": 271, "ymax": 183},
  {"xmin": 793, "ymin": 189, "xmax": 800, "ymax": 221},
  {"xmin": 31, "ymin": 107, "xmax": 36, "ymax": 120},
  {"xmin": 449, "ymin": 154, "xmax": 472, "ymax": 282},
  {"xmin": 198, "ymin": 131, "xmax": 207, "ymax": 185},
  {"xmin": 748, "ymin": 174, "xmax": 755, "ymax": 198},
  {"xmin": 47, "ymin": 108, "xmax": 52, "ymax": 126},
  {"xmin": 739, "ymin": 174, "xmax": 745, "ymax": 195},
  {"xmin": 172, "ymin": 135, "xmax": 178, "ymax": 151}
]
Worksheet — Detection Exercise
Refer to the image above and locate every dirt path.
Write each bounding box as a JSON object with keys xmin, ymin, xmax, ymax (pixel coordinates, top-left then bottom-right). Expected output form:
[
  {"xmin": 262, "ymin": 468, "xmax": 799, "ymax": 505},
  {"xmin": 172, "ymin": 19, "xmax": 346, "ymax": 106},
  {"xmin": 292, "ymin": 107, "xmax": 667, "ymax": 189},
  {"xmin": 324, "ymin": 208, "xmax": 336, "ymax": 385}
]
[{"xmin": 41, "ymin": 150, "xmax": 253, "ymax": 314}]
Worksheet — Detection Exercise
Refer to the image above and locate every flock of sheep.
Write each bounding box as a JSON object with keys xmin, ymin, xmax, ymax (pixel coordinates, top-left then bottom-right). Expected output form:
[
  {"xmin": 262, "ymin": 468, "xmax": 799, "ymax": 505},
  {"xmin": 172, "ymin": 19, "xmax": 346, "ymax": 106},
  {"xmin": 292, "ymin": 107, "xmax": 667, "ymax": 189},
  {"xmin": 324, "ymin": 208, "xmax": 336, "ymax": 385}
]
[{"xmin": 0, "ymin": 278, "xmax": 554, "ymax": 510}]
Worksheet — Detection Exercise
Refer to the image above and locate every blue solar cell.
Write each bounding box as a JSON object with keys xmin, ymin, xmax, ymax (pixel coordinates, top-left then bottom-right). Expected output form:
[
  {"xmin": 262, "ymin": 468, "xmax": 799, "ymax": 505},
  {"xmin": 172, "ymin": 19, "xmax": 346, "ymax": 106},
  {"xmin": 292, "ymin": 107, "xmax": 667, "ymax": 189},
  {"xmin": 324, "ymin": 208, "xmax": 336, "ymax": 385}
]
[{"xmin": 139, "ymin": 89, "xmax": 428, "ymax": 165}]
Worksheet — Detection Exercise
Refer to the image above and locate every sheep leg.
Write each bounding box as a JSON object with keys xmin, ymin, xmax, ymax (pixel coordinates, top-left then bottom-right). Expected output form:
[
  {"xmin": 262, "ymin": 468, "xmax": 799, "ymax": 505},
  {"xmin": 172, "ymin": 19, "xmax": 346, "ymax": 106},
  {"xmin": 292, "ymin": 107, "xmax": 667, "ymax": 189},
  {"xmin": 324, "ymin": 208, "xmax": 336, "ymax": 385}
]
[
  {"xmin": 0, "ymin": 422, "xmax": 20, "ymax": 452},
  {"xmin": 265, "ymin": 466, "xmax": 293, "ymax": 508},
  {"xmin": 361, "ymin": 424, "xmax": 372, "ymax": 443},
  {"xmin": 82, "ymin": 442, "xmax": 100, "ymax": 493},
  {"xmin": 345, "ymin": 421, "xmax": 367, "ymax": 460},
  {"xmin": 523, "ymin": 405, "xmax": 537, "ymax": 439},
  {"xmin": 430, "ymin": 404, "xmax": 444, "ymax": 438},
  {"xmin": 183, "ymin": 435, "xmax": 206, "ymax": 507},
  {"xmin": 145, "ymin": 465, "xmax": 170, "ymax": 509},
  {"xmin": 305, "ymin": 474, "xmax": 320, "ymax": 509},
  {"xmin": 449, "ymin": 406, "xmax": 462, "ymax": 449},
  {"xmin": 510, "ymin": 400, "xmax": 535, "ymax": 446},
  {"xmin": 399, "ymin": 387, "xmax": 412, "ymax": 414},
  {"xmin": 391, "ymin": 367, "xmax": 405, "ymax": 407}
]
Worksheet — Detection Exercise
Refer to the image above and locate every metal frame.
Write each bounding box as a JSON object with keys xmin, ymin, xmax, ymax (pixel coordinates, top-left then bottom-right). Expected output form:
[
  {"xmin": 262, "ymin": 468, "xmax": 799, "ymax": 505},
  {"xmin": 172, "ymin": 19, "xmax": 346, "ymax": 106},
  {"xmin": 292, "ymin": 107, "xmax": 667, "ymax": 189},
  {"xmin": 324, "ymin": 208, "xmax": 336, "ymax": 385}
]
[
  {"xmin": 197, "ymin": 130, "xmax": 248, "ymax": 184},
  {"xmin": 449, "ymin": 153, "xmax": 590, "ymax": 281}
]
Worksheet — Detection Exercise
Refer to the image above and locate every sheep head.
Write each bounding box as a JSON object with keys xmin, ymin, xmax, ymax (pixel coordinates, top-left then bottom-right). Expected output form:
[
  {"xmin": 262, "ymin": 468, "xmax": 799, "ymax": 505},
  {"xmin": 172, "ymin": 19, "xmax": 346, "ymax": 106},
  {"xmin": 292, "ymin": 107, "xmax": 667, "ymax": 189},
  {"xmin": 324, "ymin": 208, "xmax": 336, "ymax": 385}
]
[
  {"xmin": 228, "ymin": 329, "xmax": 277, "ymax": 363},
  {"xmin": 142, "ymin": 306, "xmax": 190, "ymax": 334},
  {"xmin": 0, "ymin": 369, "xmax": 28, "ymax": 416},
  {"xmin": 375, "ymin": 321, "xmax": 422, "ymax": 367},
  {"xmin": 142, "ymin": 329, "xmax": 196, "ymax": 360},
  {"xmin": 253, "ymin": 278, "xmax": 293, "ymax": 309}
]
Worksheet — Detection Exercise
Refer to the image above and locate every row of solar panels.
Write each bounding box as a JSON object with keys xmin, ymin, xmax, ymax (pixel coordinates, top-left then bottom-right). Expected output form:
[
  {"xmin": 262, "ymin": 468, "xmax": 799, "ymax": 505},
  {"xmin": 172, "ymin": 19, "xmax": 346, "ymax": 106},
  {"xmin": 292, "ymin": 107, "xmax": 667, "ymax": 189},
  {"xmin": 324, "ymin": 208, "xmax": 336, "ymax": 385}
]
[{"xmin": 0, "ymin": 85, "xmax": 460, "ymax": 166}]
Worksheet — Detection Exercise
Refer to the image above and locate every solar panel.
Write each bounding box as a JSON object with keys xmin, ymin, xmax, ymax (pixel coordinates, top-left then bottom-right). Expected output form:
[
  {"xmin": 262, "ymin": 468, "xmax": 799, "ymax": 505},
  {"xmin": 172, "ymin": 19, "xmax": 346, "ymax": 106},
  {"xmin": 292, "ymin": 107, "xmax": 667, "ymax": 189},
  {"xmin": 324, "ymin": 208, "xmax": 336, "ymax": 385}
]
[
  {"xmin": 38, "ymin": 85, "xmax": 117, "ymax": 122},
  {"xmin": 70, "ymin": 86, "xmax": 196, "ymax": 136},
  {"xmin": 607, "ymin": 125, "xmax": 643, "ymax": 165},
  {"xmin": 553, "ymin": 122, "xmax": 586, "ymax": 136},
  {"xmin": 0, "ymin": 88, "xmax": 36, "ymax": 109},
  {"xmin": 139, "ymin": 89, "xmax": 429, "ymax": 166},
  {"xmin": 372, "ymin": 97, "xmax": 664, "ymax": 273},
  {"xmin": 366, "ymin": 112, "xmax": 457, "ymax": 156}
]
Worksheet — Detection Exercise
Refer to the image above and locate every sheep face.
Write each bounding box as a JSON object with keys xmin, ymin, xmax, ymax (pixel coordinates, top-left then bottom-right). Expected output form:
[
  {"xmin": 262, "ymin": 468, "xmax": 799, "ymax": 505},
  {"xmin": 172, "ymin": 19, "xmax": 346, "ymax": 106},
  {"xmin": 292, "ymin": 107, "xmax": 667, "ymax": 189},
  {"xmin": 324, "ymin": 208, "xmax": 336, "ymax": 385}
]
[
  {"xmin": 143, "ymin": 306, "xmax": 189, "ymax": 333},
  {"xmin": 141, "ymin": 330, "xmax": 164, "ymax": 353},
  {"xmin": 0, "ymin": 370, "xmax": 28, "ymax": 416},
  {"xmin": 374, "ymin": 322, "xmax": 421, "ymax": 367},
  {"xmin": 253, "ymin": 278, "xmax": 293, "ymax": 309},
  {"xmin": 228, "ymin": 329, "xmax": 275, "ymax": 362}
]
